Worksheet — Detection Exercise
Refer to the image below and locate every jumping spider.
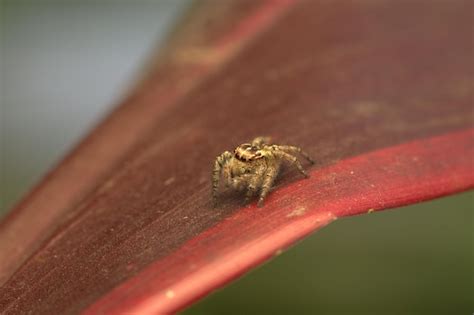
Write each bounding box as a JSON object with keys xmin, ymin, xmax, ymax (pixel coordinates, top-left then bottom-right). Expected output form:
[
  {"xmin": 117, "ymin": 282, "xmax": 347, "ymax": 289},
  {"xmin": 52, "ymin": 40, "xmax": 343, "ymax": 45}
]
[{"xmin": 212, "ymin": 137, "xmax": 314, "ymax": 207}]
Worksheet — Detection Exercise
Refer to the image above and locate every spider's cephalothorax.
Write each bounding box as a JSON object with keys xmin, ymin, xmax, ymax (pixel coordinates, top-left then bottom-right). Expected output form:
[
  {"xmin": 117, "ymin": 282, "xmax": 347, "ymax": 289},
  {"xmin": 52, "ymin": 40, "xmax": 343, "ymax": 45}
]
[
  {"xmin": 212, "ymin": 137, "xmax": 314, "ymax": 207},
  {"xmin": 234, "ymin": 143, "xmax": 263, "ymax": 161}
]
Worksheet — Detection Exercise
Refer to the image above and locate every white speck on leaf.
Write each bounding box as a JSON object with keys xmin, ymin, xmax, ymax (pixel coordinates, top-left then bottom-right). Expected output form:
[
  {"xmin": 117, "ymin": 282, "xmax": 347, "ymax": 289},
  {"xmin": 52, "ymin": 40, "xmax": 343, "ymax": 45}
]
[
  {"xmin": 286, "ymin": 206, "xmax": 307, "ymax": 218},
  {"xmin": 165, "ymin": 290, "xmax": 175, "ymax": 299}
]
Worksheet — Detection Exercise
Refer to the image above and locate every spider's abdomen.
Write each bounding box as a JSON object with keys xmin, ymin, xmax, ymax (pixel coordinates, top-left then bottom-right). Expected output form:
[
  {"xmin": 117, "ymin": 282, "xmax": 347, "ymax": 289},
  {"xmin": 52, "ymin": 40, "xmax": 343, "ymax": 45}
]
[{"xmin": 234, "ymin": 143, "xmax": 263, "ymax": 162}]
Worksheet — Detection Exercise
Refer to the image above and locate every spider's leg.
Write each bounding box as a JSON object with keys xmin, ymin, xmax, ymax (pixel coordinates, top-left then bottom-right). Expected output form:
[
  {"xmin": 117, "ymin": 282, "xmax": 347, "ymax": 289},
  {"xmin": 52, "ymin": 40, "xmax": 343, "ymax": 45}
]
[
  {"xmin": 212, "ymin": 151, "xmax": 232, "ymax": 206},
  {"xmin": 230, "ymin": 174, "xmax": 251, "ymax": 191},
  {"xmin": 278, "ymin": 145, "xmax": 315, "ymax": 164},
  {"xmin": 275, "ymin": 151, "xmax": 309, "ymax": 178},
  {"xmin": 257, "ymin": 161, "xmax": 279, "ymax": 207},
  {"xmin": 251, "ymin": 136, "xmax": 271, "ymax": 148},
  {"xmin": 245, "ymin": 163, "xmax": 266, "ymax": 203}
]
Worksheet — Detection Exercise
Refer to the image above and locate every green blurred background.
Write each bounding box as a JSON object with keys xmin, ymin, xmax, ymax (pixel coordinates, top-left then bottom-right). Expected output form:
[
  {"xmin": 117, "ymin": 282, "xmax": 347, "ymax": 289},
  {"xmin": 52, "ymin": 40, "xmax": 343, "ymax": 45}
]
[{"xmin": 1, "ymin": 1, "xmax": 472, "ymax": 314}]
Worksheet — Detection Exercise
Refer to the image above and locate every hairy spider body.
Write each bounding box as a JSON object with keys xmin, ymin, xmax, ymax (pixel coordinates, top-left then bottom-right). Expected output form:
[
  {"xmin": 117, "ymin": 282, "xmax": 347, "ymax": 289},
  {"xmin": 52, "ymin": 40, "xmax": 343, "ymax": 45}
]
[{"xmin": 212, "ymin": 137, "xmax": 314, "ymax": 207}]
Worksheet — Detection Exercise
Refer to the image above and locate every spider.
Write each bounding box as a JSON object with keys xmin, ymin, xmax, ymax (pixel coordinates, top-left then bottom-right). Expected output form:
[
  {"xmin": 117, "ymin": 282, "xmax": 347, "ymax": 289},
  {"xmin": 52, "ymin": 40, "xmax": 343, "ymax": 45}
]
[{"xmin": 212, "ymin": 136, "xmax": 314, "ymax": 207}]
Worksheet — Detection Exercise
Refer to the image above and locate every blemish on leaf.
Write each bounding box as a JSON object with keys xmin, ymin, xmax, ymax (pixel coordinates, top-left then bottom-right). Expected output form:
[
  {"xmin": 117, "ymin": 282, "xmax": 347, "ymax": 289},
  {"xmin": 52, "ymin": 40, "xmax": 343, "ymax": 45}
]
[
  {"xmin": 164, "ymin": 177, "xmax": 175, "ymax": 186},
  {"xmin": 353, "ymin": 101, "xmax": 380, "ymax": 117},
  {"xmin": 286, "ymin": 206, "xmax": 307, "ymax": 218},
  {"xmin": 165, "ymin": 290, "xmax": 175, "ymax": 299},
  {"xmin": 174, "ymin": 48, "xmax": 224, "ymax": 65}
]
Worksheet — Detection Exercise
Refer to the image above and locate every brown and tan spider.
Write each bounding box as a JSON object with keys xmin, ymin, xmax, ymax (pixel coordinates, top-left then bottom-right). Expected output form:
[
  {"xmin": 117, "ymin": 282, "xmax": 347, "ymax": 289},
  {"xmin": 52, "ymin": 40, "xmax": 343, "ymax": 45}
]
[{"xmin": 212, "ymin": 136, "xmax": 314, "ymax": 207}]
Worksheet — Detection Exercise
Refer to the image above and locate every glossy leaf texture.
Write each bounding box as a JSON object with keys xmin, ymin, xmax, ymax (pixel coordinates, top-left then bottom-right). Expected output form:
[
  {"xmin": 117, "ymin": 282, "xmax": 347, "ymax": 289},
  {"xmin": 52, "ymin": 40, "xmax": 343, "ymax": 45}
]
[{"xmin": 0, "ymin": 0, "xmax": 473, "ymax": 314}]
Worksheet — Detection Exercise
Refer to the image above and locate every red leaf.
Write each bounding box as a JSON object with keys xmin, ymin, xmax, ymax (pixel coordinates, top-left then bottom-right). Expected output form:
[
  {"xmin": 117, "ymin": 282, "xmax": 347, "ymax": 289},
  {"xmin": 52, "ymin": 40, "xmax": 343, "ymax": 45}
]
[
  {"xmin": 0, "ymin": 0, "xmax": 472, "ymax": 314},
  {"xmin": 86, "ymin": 130, "xmax": 473, "ymax": 315}
]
